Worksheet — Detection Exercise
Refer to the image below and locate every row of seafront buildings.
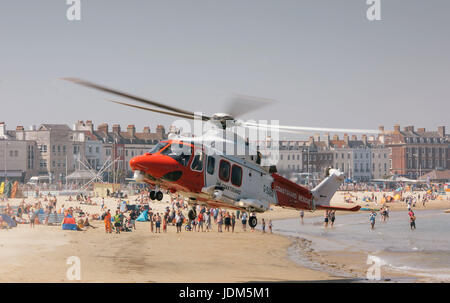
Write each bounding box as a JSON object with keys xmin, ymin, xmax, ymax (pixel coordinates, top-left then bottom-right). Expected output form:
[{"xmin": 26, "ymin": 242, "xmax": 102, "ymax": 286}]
[
  {"xmin": 0, "ymin": 120, "xmax": 448, "ymax": 184},
  {"xmin": 258, "ymin": 124, "xmax": 449, "ymax": 183},
  {"xmin": 0, "ymin": 121, "xmax": 167, "ymax": 184}
]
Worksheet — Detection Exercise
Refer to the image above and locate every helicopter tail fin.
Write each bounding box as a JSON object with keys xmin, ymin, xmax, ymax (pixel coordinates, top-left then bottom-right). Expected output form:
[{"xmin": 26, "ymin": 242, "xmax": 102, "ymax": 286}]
[{"xmin": 311, "ymin": 169, "xmax": 347, "ymax": 209}]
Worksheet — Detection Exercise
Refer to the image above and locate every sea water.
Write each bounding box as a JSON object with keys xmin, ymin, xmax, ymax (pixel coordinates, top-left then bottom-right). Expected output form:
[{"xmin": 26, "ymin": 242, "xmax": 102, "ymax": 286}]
[{"xmin": 273, "ymin": 209, "xmax": 450, "ymax": 281}]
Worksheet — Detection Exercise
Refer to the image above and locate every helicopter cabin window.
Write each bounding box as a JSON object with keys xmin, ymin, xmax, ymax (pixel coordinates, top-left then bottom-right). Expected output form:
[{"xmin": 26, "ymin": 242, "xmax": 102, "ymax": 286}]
[
  {"xmin": 231, "ymin": 165, "xmax": 242, "ymax": 187},
  {"xmin": 219, "ymin": 160, "xmax": 231, "ymax": 182},
  {"xmin": 207, "ymin": 156, "xmax": 215, "ymax": 175},
  {"xmin": 160, "ymin": 142, "xmax": 192, "ymax": 166},
  {"xmin": 191, "ymin": 149, "xmax": 204, "ymax": 172}
]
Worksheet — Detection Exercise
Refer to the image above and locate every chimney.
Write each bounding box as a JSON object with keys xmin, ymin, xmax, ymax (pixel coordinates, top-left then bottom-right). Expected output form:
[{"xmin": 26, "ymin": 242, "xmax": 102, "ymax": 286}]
[
  {"xmin": 313, "ymin": 133, "xmax": 320, "ymax": 142},
  {"xmin": 393, "ymin": 124, "xmax": 401, "ymax": 132},
  {"xmin": 438, "ymin": 126, "xmax": 445, "ymax": 137},
  {"xmin": 333, "ymin": 134, "xmax": 339, "ymax": 141},
  {"xmin": 351, "ymin": 135, "xmax": 357, "ymax": 141},
  {"xmin": 15, "ymin": 126, "xmax": 24, "ymax": 140},
  {"xmin": 378, "ymin": 125, "xmax": 384, "ymax": 133},
  {"xmin": 156, "ymin": 125, "xmax": 165, "ymax": 138},
  {"xmin": 97, "ymin": 123, "xmax": 109, "ymax": 133},
  {"xmin": 362, "ymin": 134, "xmax": 368, "ymax": 145},
  {"xmin": 127, "ymin": 125, "xmax": 136, "ymax": 137},
  {"xmin": 112, "ymin": 124, "xmax": 121, "ymax": 133},
  {"xmin": 0, "ymin": 122, "xmax": 5, "ymax": 137},
  {"xmin": 86, "ymin": 120, "xmax": 94, "ymax": 132},
  {"xmin": 325, "ymin": 133, "xmax": 330, "ymax": 148},
  {"xmin": 343, "ymin": 134, "xmax": 349, "ymax": 146},
  {"xmin": 143, "ymin": 126, "xmax": 151, "ymax": 133}
]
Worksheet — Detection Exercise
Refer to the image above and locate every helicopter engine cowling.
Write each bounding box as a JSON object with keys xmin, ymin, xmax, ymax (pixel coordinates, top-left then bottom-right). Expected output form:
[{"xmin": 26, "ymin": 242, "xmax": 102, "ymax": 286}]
[
  {"xmin": 133, "ymin": 170, "xmax": 145, "ymax": 183},
  {"xmin": 236, "ymin": 199, "xmax": 269, "ymax": 213}
]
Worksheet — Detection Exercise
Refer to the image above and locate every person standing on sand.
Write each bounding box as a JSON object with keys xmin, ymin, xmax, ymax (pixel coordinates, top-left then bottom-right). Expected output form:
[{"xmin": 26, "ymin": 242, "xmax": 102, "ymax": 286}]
[
  {"xmin": 155, "ymin": 213, "xmax": 161, "ymax": 233},
  {"xmin": 231, "ymin": 213, "xmax": 236, "ymax": 233},
  {"xmin": 300, "ymin": 210, "xmax": 304, "ymax": 225},
  {"xmin": 104, "ymin": 210, "xmax": 112, "ymax": 233},
  {"xmin": 268, "ymin": 220, "xmax": 273, "ymax": 233},
  {"xmin": 261, "ymin": 218, "xmax": 266, "ymax": 233},
  {"xmin": 113, "ymin": 211, "xmax": 121, "ymax": 234},
  {"xmin": 217, "ymin": 211, "xmax": 223, "ymax": 232},
  {"xmin": 149, "ymin": 211, "xmax": 154, "ymax": 233},
  {"xmin": 241, "ymin": 212, "xmax": 247, "ymax": 231}
]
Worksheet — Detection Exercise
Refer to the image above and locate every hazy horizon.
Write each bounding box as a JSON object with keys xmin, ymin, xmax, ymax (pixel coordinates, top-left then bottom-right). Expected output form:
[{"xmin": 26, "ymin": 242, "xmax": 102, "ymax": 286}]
[{"xmin": 0, "ymin": 0, "xmax": 449, "ymax": 140}]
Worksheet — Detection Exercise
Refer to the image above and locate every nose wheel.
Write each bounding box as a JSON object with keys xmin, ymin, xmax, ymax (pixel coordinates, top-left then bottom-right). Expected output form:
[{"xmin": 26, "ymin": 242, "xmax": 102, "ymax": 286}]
[{"xmin": 249, "ymin": 216, "xmax": 257, "ymax": 228}]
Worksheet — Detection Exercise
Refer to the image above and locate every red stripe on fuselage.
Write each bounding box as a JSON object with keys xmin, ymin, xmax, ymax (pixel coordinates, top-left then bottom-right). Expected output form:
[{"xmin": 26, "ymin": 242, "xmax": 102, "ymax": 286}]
[{"xmin": 271, "ymin": 173, "xmax": 313, "ymax": 210}]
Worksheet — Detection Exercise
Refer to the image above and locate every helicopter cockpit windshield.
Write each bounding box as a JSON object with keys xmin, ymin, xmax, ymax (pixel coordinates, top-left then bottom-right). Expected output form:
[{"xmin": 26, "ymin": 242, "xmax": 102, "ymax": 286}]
[
  {"xmin": 149, "ymin": 142, "xmax": 169, "ymax": 154},
  {"xmin": 159, "ymin": 142, "xmax": 192, "ymax": 167}
]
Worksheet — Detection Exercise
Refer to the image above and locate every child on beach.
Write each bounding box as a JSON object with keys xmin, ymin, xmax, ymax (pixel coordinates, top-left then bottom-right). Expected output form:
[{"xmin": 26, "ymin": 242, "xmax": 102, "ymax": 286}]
[{"xmin": 268, "ymin": 220, "xmax": 272, "ymax": 233}]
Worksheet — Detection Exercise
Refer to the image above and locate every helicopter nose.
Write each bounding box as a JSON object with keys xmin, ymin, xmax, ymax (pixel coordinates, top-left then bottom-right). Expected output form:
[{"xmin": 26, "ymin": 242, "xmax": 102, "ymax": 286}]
[{"xmin": 129, "ymin": 154, "xmax": 180, "ymax": 179}]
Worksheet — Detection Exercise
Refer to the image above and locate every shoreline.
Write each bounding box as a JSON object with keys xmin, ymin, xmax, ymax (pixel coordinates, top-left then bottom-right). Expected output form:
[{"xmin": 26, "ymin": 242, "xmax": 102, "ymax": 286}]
[{"xmin": 272, "ymin": 201, "xmax": 450, "ymax": 283}]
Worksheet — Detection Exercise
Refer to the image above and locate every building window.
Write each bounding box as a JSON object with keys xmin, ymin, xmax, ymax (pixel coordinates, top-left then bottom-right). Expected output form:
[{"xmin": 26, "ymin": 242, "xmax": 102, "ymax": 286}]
[{"xmin": 40, "ymin": 160, "xmax": 47, "ymax": 168}]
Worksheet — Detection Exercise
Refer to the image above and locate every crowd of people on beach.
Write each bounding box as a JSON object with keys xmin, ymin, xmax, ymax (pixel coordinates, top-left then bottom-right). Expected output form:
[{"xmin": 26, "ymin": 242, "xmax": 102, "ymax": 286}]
[{"xmin": 99, "ymin": 194, "xmax": 274, "ymax": 235}]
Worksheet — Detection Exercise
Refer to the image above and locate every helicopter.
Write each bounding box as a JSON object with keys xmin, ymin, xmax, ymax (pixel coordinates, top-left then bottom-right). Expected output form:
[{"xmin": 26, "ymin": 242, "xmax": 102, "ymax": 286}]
[{"xmin": 64, "ymin": 78, "xmax": 378, "ymax": 227}]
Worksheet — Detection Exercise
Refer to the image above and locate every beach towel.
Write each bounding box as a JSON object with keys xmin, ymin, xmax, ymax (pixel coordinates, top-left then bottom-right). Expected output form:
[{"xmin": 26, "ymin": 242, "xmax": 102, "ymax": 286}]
[{"xmin": 136, "ymin": 210, "xmax": 148, "ymax": 222}]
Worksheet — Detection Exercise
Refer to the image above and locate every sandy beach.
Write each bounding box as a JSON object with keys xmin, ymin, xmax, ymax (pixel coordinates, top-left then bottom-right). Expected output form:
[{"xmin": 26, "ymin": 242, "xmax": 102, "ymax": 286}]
[{"xmin": 0, "ymin": 190, "xmax": 448, "ymax": 283}]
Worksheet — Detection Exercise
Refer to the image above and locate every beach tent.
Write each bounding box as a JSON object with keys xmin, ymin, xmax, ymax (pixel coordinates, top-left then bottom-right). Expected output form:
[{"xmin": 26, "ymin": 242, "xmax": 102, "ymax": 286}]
[
  {"xmin": 1, "ymin": 214, "xmax": 17, "ymax": 228},
  {"xmin": 62, "ymin": 214, "xmax": 77, "ymax": 230},
  {"xmin": 136, "ymin": 210, "xmax": 148, "ymax": 222}
]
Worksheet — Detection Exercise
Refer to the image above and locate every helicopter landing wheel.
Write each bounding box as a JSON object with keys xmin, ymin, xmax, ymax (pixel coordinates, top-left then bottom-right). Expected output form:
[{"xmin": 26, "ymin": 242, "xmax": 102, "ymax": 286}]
[
  {"xmin": 249, "ymin": 216, "xmax": 257, "ymax": 228},
  {"xmin": 156, "ymin": 191, "xmax": 163, "ymax": 201},
  {"xmin": 149, "ymin": 191, "xmax": 156, "ymax": 200}
]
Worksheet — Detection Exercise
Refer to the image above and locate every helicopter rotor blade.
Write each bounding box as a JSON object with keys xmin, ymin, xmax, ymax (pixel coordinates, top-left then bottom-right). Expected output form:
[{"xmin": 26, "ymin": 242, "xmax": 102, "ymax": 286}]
[
  {"xmin": 225, "ymin": 94, "xmax": 275, "ymax": 118},
  {"xmin": 106, "ymin": 100, "xmax": 200, "ymax": 120},
  {"xmin": 242, "ymin": 121, "xmax": 381, "ymax": 135},
  {"xmin": 62, "ymin": 77, "xmax": 209, "ymax": 118}
]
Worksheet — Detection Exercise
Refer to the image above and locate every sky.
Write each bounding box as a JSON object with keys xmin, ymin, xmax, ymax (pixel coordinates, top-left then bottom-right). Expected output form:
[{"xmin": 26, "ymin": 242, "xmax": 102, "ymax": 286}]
[{"xmin": 0, "ymin": 0, "xmax": 449, "ymax": 140}]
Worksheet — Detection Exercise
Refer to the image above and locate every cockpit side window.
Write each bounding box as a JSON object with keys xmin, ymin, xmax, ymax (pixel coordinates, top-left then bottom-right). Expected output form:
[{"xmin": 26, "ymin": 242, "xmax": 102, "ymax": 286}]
[{"xmin": 191, "ymin": 149, "xmax": 204, "ymax": 172}]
